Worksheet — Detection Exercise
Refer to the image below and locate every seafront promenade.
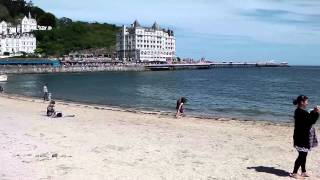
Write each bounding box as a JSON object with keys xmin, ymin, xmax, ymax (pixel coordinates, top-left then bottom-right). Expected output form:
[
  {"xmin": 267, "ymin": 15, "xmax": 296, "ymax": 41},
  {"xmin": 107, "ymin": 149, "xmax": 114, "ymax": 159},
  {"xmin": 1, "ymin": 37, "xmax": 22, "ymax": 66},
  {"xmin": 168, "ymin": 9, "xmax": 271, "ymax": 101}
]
[
  {"xmin": 0, "ymin": 59, "xmax": 289, "ymax": 74},
  {"xmin": 0, "ymin": 64, "xmax": 145, "ymax": 74}
]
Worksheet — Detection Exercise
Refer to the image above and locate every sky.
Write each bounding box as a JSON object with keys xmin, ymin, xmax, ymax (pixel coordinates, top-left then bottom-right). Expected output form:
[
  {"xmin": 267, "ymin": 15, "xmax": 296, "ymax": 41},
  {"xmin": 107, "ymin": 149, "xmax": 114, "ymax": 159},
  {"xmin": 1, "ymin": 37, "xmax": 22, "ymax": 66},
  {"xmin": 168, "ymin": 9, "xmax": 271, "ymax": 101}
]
[{"xmin": 32, "ymin": 0, "xmax": 320, "ymax": 65}]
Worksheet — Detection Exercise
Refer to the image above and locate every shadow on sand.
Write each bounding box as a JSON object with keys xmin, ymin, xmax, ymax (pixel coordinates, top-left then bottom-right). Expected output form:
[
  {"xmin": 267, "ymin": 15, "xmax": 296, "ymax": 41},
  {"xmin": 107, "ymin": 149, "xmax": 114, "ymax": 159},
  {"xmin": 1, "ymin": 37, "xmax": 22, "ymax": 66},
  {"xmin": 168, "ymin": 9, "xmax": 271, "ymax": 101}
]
[{"xmin": 247, "ymin": 166, "xmax": 290, "ymax": 177}]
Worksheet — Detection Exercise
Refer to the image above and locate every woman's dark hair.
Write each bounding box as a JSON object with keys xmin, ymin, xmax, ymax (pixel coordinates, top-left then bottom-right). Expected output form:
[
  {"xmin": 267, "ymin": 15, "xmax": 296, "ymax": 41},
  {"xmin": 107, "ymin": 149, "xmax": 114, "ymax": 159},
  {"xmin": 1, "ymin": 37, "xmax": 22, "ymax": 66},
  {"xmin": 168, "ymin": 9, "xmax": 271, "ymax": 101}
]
[
  {"xmin": 181, "ymin": 97, "xmax": 187, "ymax": 103},
  {"xmin": 293, "ymin": 95, "xmax": 308, "ymax": 105},
  {"xmin": 176, "ymin": 97, "xmax": 187, "ymax": 109},
  {"xmin": 50, "ymin": 100, "xmax": 55, "ymax": 104}
]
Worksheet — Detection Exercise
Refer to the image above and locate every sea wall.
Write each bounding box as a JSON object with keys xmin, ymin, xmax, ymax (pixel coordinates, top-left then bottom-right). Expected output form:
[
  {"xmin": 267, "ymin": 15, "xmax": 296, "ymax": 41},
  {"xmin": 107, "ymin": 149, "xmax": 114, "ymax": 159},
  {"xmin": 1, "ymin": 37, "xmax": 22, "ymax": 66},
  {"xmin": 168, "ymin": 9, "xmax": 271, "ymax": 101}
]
[
  {"xmin": 0, "ymin": 63, "xmax": 290, "ymax": 74},
  {"xmin": 0, "ymin": 65, "xmax": 146, "ymax": 74}
]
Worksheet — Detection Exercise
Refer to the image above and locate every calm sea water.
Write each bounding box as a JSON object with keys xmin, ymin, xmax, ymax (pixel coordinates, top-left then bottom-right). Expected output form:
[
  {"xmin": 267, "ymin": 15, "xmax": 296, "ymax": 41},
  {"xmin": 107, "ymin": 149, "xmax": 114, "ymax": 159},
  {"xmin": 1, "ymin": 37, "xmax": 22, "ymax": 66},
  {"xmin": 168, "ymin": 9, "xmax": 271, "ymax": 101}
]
[{"xmin": 2, "ymin": 66, "xmax": 320, "ymax": 122}]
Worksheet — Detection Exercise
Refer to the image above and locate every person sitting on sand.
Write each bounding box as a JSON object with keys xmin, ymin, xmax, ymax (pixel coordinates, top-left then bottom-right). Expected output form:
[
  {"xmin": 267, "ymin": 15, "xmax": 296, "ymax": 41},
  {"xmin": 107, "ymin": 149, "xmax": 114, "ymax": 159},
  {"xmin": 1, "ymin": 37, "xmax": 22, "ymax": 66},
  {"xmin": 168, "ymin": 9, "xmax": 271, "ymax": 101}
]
[
  {"xmin": 47, "ymin": 100, "xmax": 63, "ymax": 118},
  {"xmin": 176, "ymin": 97, "xmax": 187, "ymax": 118},
  {"xmin": 290, "ymin": 95, "xmax": 320, "ymax": 179}
]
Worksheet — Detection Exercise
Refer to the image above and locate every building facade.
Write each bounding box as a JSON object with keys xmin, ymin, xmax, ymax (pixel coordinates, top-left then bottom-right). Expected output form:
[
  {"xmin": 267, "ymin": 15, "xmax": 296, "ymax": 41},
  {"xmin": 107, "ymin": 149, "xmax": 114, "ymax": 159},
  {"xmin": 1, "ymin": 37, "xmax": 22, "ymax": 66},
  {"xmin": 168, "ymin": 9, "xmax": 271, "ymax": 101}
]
[
  {"xmin": 116, "ymin": 20, "xmax": 176, "ymax": 62},
  {"xmin": 0, "ymin": 12, "xmax": 51, "ymax": 55},
  {"xmin": 0, "ymin": 33, "xmax": 36, "ymax": 55},
  {"xmin": 21, "ymin": 12, "xmax": 38, "ymax": 33}
]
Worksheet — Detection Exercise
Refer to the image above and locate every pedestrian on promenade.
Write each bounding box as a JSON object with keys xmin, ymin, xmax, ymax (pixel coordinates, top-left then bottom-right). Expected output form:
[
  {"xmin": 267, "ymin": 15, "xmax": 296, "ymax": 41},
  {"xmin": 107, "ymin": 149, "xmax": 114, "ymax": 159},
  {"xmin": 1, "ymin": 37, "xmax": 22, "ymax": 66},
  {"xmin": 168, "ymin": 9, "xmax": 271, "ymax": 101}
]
[
  {"xmin": 43, "ymin": 83, "xmax": 48, "ymax": 101},
  {"xmin": 0, "ymin": 85, "xmax": 3, "ymax": 93},
  {"xmin": 176, "ymin": 97, "xmax": 187, "ymax": 118},
  {"xmin": 290, "ymin": 95, "xmax": 320, "ymax": 179}
]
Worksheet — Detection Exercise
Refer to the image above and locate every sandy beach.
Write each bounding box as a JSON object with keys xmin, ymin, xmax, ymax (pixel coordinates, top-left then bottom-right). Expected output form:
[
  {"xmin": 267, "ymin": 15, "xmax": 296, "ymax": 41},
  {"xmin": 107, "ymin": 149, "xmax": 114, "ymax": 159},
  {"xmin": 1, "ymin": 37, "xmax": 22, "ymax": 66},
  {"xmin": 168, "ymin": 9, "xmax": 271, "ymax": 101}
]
[{"xmin": 0, "ymin": 94, "xmax": 320, "ymax": 180}]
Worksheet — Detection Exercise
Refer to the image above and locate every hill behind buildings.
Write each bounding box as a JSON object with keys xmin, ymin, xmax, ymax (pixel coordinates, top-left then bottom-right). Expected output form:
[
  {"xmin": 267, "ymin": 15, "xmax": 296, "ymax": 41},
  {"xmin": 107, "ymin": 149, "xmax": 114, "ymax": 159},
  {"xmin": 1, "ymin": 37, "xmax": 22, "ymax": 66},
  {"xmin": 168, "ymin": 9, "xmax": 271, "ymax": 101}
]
[{"xmin": 0, "ymin": 0, "xmax": 118, "ymax": 56}]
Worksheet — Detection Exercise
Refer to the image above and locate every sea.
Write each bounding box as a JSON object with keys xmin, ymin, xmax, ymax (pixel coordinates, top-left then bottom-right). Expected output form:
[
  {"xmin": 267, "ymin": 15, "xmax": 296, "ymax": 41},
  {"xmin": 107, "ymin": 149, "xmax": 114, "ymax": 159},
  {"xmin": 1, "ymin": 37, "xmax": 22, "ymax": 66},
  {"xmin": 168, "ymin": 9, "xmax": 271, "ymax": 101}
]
[{"xmin": 2, "ymin": 66, "xmax": 320, "ymax": 122}]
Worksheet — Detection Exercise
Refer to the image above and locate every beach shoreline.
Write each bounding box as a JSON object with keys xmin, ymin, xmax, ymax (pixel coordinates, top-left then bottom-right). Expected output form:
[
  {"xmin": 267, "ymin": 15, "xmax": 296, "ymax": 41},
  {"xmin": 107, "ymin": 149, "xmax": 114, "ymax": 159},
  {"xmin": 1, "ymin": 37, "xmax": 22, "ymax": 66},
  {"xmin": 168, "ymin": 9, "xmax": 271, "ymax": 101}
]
[
  {"xmin": 1, "ymin": 94, "xmax": 320, "ymax": 179},
  {"xmin": 0, "ymin": 92, "xmax": 291, "ymax": 124}
]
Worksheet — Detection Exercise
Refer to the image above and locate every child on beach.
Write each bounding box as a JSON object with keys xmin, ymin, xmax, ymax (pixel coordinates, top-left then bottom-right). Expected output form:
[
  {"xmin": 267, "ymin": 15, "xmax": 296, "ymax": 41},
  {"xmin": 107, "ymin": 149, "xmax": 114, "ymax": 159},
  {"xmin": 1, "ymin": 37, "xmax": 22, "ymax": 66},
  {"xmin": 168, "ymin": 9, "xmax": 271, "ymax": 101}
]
[
  {"xmin": 290, "ymin": 95, "xmax": 320, "ymax": 179},
  {"xmin": 176, "ymin": 97, "xmax": 187, "ymax": 118},
  {"xmin": 47, "ymin": 100, "xmax": 63, "ymax": 118}
]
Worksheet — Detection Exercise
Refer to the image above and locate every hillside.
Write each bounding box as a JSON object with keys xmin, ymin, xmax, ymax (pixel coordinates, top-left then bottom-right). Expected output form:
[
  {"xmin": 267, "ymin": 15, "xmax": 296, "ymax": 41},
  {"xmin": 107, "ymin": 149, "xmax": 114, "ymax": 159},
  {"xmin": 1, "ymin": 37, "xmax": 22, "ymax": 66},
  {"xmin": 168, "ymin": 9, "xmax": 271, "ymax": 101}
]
[
  {"xmin": 34, "ymin": 19, "xmax": 118, "ymax": 56},
  {"xmin": 0, "ymin": 0, "xmax": 118, "ymax": 56},
  {"xmin": 0, "ymin": 0, "xmax": 56, "ymax": 27}
]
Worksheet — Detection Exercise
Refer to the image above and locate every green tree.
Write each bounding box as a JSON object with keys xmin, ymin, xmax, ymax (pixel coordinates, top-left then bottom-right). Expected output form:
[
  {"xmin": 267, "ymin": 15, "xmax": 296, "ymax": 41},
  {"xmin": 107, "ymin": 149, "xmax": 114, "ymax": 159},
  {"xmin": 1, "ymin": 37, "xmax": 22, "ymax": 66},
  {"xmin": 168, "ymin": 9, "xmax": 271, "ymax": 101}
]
[
  {"xmin": 30, "ymin": 7, "xmax": 45, "ymax": 19},
  {"xmin": 58, "ymin": 17, "xmax": 72, "ymax": 26},
  {"xmin": 0, "ymin": 5, "xmax": 9, "ymax": 20},
  {"xmin": 38, "ymin": 13, "xmax": 56, "ymax": 27}
]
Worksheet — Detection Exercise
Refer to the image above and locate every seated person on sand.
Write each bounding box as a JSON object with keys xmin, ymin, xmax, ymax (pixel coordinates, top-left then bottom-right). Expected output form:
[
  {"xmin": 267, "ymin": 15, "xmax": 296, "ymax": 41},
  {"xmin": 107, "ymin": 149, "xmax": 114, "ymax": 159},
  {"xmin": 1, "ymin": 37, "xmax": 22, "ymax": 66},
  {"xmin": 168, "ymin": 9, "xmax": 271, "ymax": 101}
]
[
  {"xmin": 47, "ymin": 100, "xmax": 63, "ymax": 118},
  {"xmin": 176, "ymin": 97, "xmax": 187, "ymax": 118}
]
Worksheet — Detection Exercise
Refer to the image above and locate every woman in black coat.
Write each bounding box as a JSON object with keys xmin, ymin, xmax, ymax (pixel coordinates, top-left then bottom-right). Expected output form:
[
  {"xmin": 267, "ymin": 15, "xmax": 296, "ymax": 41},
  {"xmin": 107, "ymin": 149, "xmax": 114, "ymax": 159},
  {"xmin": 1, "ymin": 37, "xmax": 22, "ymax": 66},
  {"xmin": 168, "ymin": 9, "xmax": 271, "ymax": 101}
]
[{"xmin": 290, "ymin": 95, "xmax": 319, "ymax": 178}]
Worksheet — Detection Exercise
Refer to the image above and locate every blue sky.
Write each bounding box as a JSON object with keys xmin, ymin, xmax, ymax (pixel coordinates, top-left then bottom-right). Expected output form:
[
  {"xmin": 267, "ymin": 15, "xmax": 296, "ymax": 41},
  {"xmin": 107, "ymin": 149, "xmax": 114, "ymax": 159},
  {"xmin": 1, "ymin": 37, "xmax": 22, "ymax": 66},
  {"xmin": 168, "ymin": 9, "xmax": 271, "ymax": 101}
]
[{"xmin": 32, "ymin": 0, "xmax": 320, "ymax": 65}]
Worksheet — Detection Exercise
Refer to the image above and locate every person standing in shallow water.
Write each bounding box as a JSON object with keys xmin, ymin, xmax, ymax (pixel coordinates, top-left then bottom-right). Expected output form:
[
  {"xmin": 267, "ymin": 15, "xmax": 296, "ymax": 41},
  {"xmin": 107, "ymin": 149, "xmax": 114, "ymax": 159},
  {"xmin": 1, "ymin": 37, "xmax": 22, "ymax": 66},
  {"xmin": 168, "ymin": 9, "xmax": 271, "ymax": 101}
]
[
  {"xmin": 290, "ymin": 95, "xmax": 320, "ymax": 179},
  {"xmin": 43, "ymin": 83, "xmax": 48, "ymax": 101},
  {"xmin": 176, "ymin": 97, "xmax": 187, "ymax": 118}
]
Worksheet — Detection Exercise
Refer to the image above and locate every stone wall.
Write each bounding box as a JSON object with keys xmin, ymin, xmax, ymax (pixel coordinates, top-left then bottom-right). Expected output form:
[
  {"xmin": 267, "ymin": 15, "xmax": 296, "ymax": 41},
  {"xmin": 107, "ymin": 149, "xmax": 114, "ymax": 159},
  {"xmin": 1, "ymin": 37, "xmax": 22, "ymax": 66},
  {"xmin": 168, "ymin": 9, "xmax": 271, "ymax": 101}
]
[{"xmin": 0, "ymin": 65, "xmax": 146, "ymax": 74}]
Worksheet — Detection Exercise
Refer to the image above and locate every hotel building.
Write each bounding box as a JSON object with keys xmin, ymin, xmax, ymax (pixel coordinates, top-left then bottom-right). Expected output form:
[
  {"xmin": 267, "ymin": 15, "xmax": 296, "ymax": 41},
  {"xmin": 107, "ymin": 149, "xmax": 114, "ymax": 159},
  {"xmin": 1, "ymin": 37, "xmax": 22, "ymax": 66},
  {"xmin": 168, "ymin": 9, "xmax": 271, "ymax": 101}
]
[
  {"xmin": 0, "ymin": 12, "xmax": 51, "ymax": 55},
  {"xmin": 116, "ymin": 20, "xmax": 176, "ymax": 62},
  {"xmin": 0, "ymin": 33, "xmax": 36, "ymax": 54}
]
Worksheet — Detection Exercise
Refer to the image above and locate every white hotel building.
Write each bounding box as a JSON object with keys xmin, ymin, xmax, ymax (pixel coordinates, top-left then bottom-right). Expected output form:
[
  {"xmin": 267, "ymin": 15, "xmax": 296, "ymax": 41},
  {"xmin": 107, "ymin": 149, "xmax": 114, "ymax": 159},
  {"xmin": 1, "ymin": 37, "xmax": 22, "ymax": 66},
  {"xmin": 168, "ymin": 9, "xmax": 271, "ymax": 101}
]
[
  {"xmin": 0, "ymin": 33, "xmax": 36, "ymax": 54},
  {"xmin": 116, "ymin": 20, "xmax": 176, "ymax": 62},
  {"xmin": 0, "ymin": 12, "xmax": 51, "ymax": 55}
]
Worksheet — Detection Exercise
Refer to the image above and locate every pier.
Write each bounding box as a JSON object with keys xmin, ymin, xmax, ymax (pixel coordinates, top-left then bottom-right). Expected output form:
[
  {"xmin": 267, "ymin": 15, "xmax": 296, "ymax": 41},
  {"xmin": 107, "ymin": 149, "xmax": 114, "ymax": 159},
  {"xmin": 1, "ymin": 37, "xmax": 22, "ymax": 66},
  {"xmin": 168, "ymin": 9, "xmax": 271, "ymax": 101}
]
[
  {"xmin": 0, "ymin": 59, "xmax": 289, "ymax": 74},
  {"xmin": 145, "ymin": 62, "xmax": 289, "ymax": 71}
]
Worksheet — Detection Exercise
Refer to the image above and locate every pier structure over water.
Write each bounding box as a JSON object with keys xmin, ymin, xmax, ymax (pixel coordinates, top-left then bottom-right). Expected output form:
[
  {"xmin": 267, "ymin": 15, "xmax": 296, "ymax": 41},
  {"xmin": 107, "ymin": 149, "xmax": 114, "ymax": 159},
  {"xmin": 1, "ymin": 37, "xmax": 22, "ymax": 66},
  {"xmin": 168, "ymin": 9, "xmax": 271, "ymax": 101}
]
[
  {"xmin": 0, "ymin": 58, "xmax": 289, "ymax": 74},
  {"xmin": 145, "ymin": 62, "xmax": 289, "ymax": 71}
]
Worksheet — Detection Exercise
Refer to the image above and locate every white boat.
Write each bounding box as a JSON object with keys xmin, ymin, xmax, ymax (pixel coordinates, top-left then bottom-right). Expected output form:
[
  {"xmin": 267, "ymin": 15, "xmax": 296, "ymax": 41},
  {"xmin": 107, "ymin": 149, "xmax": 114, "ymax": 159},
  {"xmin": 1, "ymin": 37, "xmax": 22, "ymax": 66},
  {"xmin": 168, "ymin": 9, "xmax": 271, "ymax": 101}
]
[{"xmin": 0, "ymin": 74, "xmax": 8, "ymax": 82}]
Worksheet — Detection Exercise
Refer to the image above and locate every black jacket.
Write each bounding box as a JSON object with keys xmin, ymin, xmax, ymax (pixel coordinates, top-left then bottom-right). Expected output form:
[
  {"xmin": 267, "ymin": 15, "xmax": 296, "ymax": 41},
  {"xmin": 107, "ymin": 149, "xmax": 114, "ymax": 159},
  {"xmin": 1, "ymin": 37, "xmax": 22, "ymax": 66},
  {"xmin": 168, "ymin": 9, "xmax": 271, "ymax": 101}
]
[{"xmin": 293, "ymin": 108, "xmax": 319, "ymax": 149}]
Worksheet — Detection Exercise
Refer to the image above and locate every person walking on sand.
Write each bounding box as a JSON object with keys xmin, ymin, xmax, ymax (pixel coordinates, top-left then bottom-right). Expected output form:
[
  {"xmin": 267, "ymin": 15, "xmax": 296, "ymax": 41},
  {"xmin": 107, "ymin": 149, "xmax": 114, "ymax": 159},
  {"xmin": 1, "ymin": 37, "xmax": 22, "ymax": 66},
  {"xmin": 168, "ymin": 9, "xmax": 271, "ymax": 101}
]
[
  {"xmin": 43, "ymin": 83, "xmax": 48, "ymax": 101},
  {"xmin": 290, "ymin": 95, "xmax": 320, "ymax": 179},
  {"xmin": 176, "ymin": 97, "xmax": 187, "ymax": 118}
]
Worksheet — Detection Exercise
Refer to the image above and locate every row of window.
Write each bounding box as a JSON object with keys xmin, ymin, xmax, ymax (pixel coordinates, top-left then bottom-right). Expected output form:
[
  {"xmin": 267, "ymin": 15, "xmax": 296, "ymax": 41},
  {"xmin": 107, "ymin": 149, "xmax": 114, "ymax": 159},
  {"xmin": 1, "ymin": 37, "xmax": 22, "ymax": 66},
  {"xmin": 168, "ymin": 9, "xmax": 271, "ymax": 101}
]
[
  {"xmin": 126, "ymin": 40, "xmax": 175, "ymax": 46},
  {"xmin": 137, "ymin": 45, "xmax": 162, "ymax": 48},
  {"xmin": 136, "ymin": 36, "xmax": 174, "ymax": 41},
  {"xmin": 124, "ymin": 35, "xmax": 174, "ymax": 41},
  {"xmin": 140, "ymin": 45, "xmax": 174, "ymax": 50},
  {"xmin": 140, "ymin": 51, "xmax": 174, "ymax": 55},
  {"xmin": 4, "ymin": 47, "xmax": 34, "ymax": 51},
  {"xmin": 137, "ymin": 40, "xmax": 163, "ymax": 44},
  {"xmin": 4, "ymin": 42, "xmax": 35, "ymax": 45},
  {"xmin": 137, "ymin": 35, "xmax": 162, "ymax": 39},
  {"xmin": 136, "ymin": 31, "xmax": 164, "ymax": 35},
  {"xmin": 123, "ymin": 44, "xmax": 174, "ymax": 49}
]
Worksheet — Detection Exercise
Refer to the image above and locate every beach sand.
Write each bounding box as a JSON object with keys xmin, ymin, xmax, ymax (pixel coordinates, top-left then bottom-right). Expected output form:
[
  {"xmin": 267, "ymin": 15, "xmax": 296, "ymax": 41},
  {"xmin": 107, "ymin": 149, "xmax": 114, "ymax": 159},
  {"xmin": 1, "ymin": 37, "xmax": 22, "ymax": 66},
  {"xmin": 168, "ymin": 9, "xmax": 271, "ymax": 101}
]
[{"xmin": 0, "ymin": 94, "xmax": 320, "ymax": 180}]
